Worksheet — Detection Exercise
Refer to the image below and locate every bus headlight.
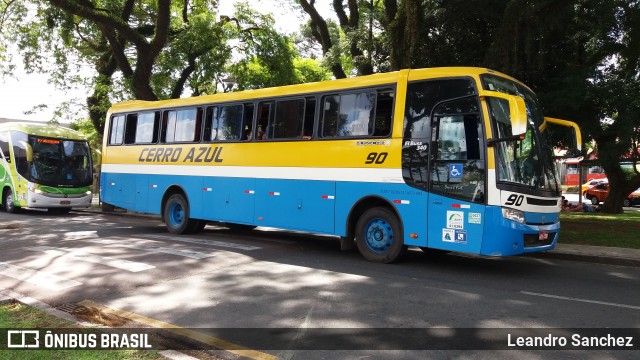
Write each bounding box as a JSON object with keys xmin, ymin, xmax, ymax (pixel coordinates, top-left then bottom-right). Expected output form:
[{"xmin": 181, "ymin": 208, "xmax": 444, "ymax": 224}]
[{"xmin": 502, "ymin": 207, "xmax": 525, "ymax": 224}]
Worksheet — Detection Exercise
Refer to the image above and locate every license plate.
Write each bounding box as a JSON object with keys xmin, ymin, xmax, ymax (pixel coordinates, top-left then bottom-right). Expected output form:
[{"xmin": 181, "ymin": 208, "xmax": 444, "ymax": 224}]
[
  {"xmin": 60, "ymin": 201, "xmax": 71, "ymax": 205},
  {"xmin": 539, "ymin": 231, "xmax": 549, "ymax": 240}
]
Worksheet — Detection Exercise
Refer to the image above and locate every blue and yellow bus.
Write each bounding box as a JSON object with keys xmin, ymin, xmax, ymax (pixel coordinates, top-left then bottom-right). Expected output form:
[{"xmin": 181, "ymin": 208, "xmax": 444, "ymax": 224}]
[
  {"xmin": 0, "ymin": 122, "xmax": 94, "ymax": 214},
  {"xmin": 100, "ymin": 67, "xmax": 581, "ymax": 263}
]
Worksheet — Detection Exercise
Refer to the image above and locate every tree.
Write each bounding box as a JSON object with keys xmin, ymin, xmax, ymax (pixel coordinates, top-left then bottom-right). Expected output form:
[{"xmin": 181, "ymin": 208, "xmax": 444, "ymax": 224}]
[{"xmin": 0, "ymin": 1, "xmax": 317, "ymax": 136}]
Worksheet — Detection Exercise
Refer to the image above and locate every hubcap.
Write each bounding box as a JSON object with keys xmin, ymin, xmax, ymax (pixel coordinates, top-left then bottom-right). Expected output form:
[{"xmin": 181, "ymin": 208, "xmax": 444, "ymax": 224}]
[
  {"xmin": 365, "ymin": 218, "xmax": 393, "ymax": 253},
  {"xmin": 169, "ymin": 202, "xmax": 184, "ymax": 226}
]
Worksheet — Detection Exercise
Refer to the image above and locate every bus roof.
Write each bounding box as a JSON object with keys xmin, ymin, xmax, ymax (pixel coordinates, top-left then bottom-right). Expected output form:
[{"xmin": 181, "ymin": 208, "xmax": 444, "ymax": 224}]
[
  {"xmin": 0, "ymin": 121, "xmax": 87, "ymax": 141},
  {"xmin": 109, "ymin": 67, "xmax": 527, "ymax": 114}
]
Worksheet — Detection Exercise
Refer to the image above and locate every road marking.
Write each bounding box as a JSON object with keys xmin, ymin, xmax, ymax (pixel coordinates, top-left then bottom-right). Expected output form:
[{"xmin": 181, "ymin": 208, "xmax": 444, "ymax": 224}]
[
  {"xmin": 0, "ymin": 262, "xmax": 82, "ymax": 291},
  {"xmin": 86, "ymin": 239, "xmax": 215, "ymax": 259},
  {"xmin": 521, "ymin": 291, "xmax": 640, "ymax": 310},
  {"xmin": 78, "ymin": 300, "xmax": 277, "ymax": 360},
  {"xmin": 142, "ymin": 234, "xmax": 261, "ymax": 251},
  {"xmin": 26, "ymin": 246, "xmax": 155, "ymax": 272}
]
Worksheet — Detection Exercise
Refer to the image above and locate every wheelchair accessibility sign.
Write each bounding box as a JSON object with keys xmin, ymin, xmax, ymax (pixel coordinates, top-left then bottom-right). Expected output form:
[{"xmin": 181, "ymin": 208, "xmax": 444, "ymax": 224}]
[{"xmin": 448, "ymin": 164, "xmax": 463, "ymax": 178}]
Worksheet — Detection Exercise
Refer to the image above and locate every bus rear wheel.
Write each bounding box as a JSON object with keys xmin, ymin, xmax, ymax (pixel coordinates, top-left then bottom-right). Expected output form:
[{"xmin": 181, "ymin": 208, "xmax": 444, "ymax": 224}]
[
  {"xmin": 4, "ymin": 189, "xmax": 19, "ymax": 214},
  {"xmin": 355, "ymin": 207, "xmax": 406, "ymax": 263},
  {"xmin": 164, "ymin": 193, "xmax": 200, "ymax": 234}
]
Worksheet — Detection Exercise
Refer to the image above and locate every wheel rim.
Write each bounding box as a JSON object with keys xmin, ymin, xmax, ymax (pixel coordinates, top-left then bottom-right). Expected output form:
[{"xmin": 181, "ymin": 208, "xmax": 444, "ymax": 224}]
[
  {"xmin": 5, "ymin": 193, "xmax": 13, "ymax": 210},
  {"xmin": 364, "ymin": 218, "xmax": 393, "ymax": 253},
  {"xmin": 168, "ymin": 202, "xmax": 184, "ymax": 227}
]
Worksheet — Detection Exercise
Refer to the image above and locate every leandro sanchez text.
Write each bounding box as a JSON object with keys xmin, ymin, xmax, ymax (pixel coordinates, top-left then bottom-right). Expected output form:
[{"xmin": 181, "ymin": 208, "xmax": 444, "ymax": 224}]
[{"xmin": 507, "ymin": 333, "xmax": 635, "ymax": 348}]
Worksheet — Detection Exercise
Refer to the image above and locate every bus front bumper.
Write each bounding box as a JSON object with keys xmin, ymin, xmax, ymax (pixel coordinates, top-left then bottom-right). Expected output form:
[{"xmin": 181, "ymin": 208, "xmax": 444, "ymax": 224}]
[
  {"xmin": 26, "ymin": 191, "xmax": 92, "ymax": 208},
  {"xmin": 481, "ymin": 207, "xmax": 560, "ymax": 256}
]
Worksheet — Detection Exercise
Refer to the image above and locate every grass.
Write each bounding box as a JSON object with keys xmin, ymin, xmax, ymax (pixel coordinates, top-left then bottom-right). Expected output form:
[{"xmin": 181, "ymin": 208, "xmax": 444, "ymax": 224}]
[
  {"xmin": 0, "ymin": 302, "xmax": 161, "ymax": 359},
  {"xmin": 559, "ymin": 210, "xmax": 640, "ymax": 249}
]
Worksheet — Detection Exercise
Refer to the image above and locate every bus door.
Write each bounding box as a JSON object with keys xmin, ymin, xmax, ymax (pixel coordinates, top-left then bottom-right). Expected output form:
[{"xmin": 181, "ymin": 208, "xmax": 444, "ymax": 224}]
[{"xmin": 426, "ymin": 97, "xmax": 486, "ymax": 253}]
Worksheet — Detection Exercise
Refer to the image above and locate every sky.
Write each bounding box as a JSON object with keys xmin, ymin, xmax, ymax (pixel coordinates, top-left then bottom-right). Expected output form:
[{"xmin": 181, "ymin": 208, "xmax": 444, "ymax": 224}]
[{"xmin": 0, "ymin": 0, "xmax": 333, "ymax": 123}]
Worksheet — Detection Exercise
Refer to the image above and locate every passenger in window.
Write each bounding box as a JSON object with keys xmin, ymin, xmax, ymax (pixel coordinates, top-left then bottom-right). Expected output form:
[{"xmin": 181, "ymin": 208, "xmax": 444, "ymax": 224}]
[
  {"xmin": 246, "ymin": 129, "xmax": 253, "ymax": 141},
  {"xmin": 257, "ymin": 126, "xmax": 267, "ymax": 140}
]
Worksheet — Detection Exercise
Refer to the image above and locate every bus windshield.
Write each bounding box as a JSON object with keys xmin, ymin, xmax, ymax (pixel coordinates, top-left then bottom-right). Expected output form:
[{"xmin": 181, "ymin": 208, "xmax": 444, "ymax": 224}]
[
  {"xmin": 481, "ymin": 74, "xmax": 560, "ymax": 195},
  {"xmin": 28, "ymin": 136, "xmax": 93, "ymax": 187}
]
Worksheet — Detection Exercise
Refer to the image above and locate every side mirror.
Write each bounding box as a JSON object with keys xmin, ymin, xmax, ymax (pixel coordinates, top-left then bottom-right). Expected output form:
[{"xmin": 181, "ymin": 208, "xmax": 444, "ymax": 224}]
[
  {"xmin": 508, "ymin": 96, "xmax": 528, "ymax": 136},
  {"xmin": 542, "ymin": 117, "xmax": 582, "ymax": 153},
  {"xmin": 19, "ymin": 141, "xmax": 33, "ymax": 163},
  {"xmin": 481, "ymin": 91, "xmax": 528, "ymax": 136}
]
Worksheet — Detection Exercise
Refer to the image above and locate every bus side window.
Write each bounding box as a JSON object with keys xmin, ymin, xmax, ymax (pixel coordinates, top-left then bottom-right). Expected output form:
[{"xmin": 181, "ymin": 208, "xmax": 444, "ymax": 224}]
[
  {"xmin": 204, "ymin": 107, "xmax": 215, "ymax": 141},
  {"xmin": 124, "ymin": 114, "xmax": 138, "ymax": 144},
  {"xmin": 0, "ymin": 131, "xmax": 10, "ymax": 162},
  {"xmin": 109, "ymin": 115, "xmax": 125, "ymax": 145},
  {"xmin": 321, "ymin": 92, "xmax": 376, "ymax": 138},
  {"xmin": 257, "ymin": 102, "xmax": 273, "ymax": 140},
  {"xmin": 303, "ymin": 97, "xmax": 316, "ymax": 139},
  {"xmin": 134, "ymin": 111, "xmax": 159, "ymax": 144},
  {"xmin": 243, "ymin": 103, "xmax": 254, "ymax": 141},
  {"xmin": 374, "ymin": 90, "xmax": 394, "ymax": 137},
  {"xmin": 204, "ymin": 105, "xmax": 245, "ymax": 141},
  {"xmin": 273, "ymin": 99, "xmax": 305, "ymax": 139},
  {"xmin": 163, "ymin": 108, "xmax": 201, "ymax": 143}
]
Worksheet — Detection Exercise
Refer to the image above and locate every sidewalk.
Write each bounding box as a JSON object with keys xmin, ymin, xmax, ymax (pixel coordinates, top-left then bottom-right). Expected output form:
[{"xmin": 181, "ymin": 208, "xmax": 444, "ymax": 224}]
[
  {"xmin": 531, "ymin": 243, "xmax": 640, "ymax": 267},
  {"xmin": 82, "ymin": 198, "xmax": 640, "ymax": 268}
]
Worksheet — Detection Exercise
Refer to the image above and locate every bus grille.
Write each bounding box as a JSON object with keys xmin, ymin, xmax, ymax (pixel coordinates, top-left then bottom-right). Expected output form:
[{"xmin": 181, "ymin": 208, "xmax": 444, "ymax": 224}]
[
  {"xmin": 526, "ymin": 197, "xmax": 559, "ymax": 206},
  {"xmin": 523, "ymin": 233, "xmax": 555, "ymax": 248}
]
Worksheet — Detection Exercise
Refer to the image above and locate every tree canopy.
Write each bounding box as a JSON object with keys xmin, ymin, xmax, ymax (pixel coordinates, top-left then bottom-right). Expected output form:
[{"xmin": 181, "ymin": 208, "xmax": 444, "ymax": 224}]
[{"xmin": 0, "ymin": 0, "xmax": 329, "ymax": 133}]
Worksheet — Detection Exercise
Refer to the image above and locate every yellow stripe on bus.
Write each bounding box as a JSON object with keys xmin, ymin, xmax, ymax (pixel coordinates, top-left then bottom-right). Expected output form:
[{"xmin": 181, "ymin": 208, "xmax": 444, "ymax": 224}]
[{"xmin": 104, "ymin": 138, "xmax": 402, "ymax": 168}]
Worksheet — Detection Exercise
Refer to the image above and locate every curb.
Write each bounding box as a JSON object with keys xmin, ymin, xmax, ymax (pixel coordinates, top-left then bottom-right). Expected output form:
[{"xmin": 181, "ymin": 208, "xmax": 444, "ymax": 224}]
[{"xmin": 529, "ymin": 251, "xmax": 640, "ymax": 268}]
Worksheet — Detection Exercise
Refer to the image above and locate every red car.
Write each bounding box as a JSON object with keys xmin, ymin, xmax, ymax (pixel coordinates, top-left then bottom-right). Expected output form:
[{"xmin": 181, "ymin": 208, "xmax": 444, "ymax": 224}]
[{"xmin": 584, "ymin": 183, "xmax": 640, "ymax": 207}]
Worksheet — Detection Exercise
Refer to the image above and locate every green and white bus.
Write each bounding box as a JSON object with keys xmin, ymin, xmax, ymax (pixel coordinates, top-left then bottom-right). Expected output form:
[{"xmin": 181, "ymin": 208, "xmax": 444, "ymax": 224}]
[{"xmin": 0, "ymin": 122, "xmax": 93, "ymax": 214}]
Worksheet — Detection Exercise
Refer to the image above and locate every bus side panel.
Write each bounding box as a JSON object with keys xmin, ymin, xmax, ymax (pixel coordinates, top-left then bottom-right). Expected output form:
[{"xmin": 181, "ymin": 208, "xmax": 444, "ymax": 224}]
[
  {"xmin": 134, "ymin": 175, "xmax": 149, "ymax": 213},
  {"xmin": 254, "ymin": 179, "xmax": 335, "ymax": 233},
  {"xmin": 102, "ymin": 172, "xmax": 135, "ymax": 207},
  {"xmin": 202, "ymin": 177, "xmax": 255, "ymax": 225},
  {"xmin": 334, "ymin": 182, "xmax": 428, "ymax": 247},
  {"xmin": 146, "ymin": 174, "xmax": 164, "ymax": 215},
  {"xmin": 426, "ymin": 193, "xmax": 484, "ymax": 253},
  {"xmin": 177, "ymin": 175, "xmax": 203, "ymax": 220}
]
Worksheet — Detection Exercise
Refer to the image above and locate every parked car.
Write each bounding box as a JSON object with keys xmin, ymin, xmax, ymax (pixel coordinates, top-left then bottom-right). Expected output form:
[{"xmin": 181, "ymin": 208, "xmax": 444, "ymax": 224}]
[
  {"xmin": 626, "ymin": 188, "xmax": 640, "ymax": 207},
  {"xmin": 584, "ymin": 183, "xmax": 640, "ymax": 207},
  {"xmin": 581, "ymin": 178, "xmax": 608, "ymax": 197}
]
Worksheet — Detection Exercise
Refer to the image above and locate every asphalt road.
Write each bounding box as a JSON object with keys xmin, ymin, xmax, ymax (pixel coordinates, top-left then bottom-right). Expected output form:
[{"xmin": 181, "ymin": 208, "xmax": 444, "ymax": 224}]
[{"xmin": 0, "ymin": 209, "xmax": 638, "ymax": 359}]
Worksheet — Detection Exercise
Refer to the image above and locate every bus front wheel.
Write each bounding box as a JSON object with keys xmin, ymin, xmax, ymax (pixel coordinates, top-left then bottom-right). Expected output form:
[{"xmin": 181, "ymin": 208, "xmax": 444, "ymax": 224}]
[
  {"xmin": 4, "ymin": 189, "xmax": 18, "ymax": 214},
  {"xmin": 355, "ymin": 207, "xmax": 406, "ymax": 263},
  {"xmin": 164, "ymin": 193, "xmax": 200, "ymax": 234}
]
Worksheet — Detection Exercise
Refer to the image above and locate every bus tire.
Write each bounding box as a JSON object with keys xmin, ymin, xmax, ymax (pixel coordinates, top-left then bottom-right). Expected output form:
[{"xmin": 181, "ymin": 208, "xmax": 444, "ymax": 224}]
[
  {"xmin": 355, "ymin": 207, "xmax": 406, "ymax": 263},
  {"xmin": 4, "ymin": 189, "xmax": 18, "ymax": 214},
  {"xmin": 164, "ymin": 193, "xmax": 197, "ymax": 234}
]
